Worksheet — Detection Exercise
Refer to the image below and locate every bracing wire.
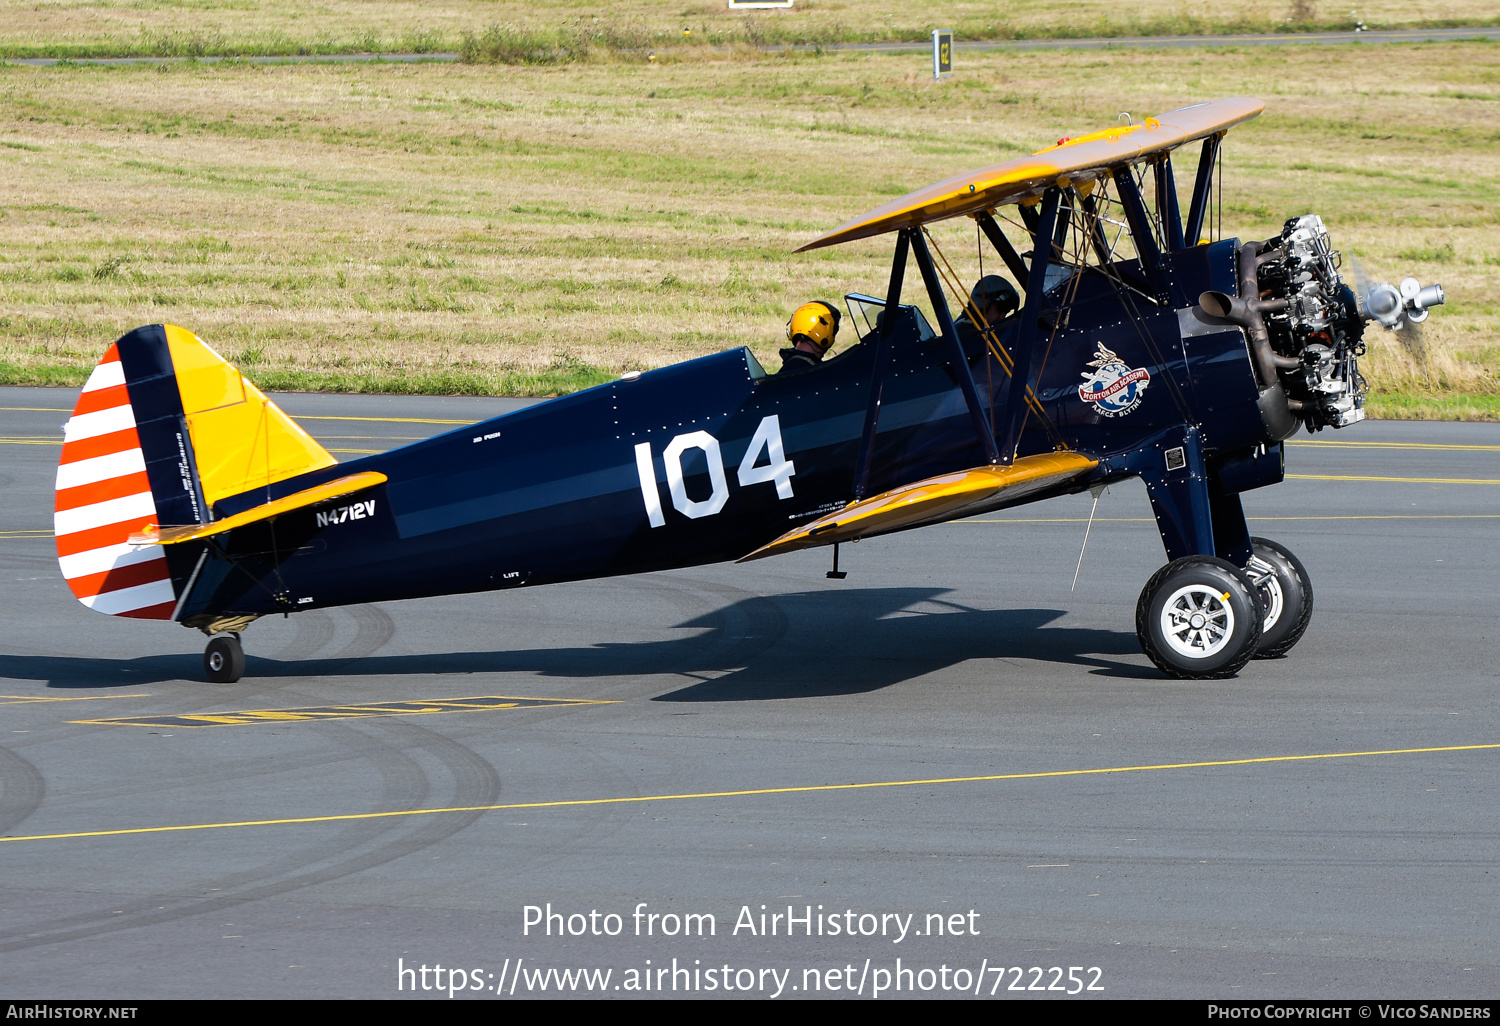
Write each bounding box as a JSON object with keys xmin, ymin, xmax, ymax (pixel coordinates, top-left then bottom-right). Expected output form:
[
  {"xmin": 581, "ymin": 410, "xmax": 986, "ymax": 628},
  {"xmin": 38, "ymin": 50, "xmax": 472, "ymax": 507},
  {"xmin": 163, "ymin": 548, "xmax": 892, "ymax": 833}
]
[{"xmin": 922, "ymin": 226, "xmax": 1068, "ymax": 452}]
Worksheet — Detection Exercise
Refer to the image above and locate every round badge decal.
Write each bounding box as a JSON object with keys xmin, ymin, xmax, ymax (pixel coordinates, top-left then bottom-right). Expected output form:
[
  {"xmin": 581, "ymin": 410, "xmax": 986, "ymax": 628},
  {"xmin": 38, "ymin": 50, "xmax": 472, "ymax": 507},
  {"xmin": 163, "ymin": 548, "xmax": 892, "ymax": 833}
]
[{"xmin": 1078, "ymin": 343, "xmax": 1150, "ymax": 417}]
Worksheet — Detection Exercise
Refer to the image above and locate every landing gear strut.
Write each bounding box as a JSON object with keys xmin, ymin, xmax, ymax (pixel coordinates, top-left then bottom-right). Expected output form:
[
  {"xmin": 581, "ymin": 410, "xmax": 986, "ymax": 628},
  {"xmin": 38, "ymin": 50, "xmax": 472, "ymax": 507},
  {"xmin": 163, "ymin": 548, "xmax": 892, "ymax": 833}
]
[
  {"xmin": 1136, "ymin": 556, "xmax": 1262, "ymax": 680},
  {"xmin": 1247, "ymin": 537, "xmax": 1313, "ymax": 659},
  {"xmin": 204, "ymin": 633, "xmax": 245, "ymax": 684}
]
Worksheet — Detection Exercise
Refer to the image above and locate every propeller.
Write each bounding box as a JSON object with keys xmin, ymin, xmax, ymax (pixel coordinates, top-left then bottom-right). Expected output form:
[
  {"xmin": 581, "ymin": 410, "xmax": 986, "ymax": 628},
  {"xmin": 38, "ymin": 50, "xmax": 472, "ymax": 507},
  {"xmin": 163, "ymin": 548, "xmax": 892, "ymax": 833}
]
[{"xmin": 1346, "ymin": 254, "xmax": 1441, "ymax": 366}]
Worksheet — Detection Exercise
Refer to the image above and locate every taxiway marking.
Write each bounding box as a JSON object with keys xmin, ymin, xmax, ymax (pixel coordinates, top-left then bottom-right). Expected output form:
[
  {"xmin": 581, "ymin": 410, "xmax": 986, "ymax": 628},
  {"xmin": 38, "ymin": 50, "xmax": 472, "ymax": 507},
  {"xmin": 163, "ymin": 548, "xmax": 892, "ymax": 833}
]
[
  {"xmin": 292, "ymin": 414, "xmax": 474, "ymax": 425},
  {"xmin": 965, "ymin": 514, "xmax": 1500, "ymax": 524},
  {"xmin": 4, "ymin": 742, "xmax": 1494, "ymax": 845},
  {"xmin": 1287, "ymin": 473, "xmax": 1500, "ymax": 485},
  {"xmin": 0, "ymin": 693, "xmax": 150, "ymax": 705},
  {"xmin": 1287, "ymin": 440, "xmax": 1500, "ymax": 452},
  {"xmin": 0, "ymin": 407, "xmax": 476, "ymax": 426},
  {"xmin": 75, "ymin": 693, "xmax": 616, "ymax": 728}
]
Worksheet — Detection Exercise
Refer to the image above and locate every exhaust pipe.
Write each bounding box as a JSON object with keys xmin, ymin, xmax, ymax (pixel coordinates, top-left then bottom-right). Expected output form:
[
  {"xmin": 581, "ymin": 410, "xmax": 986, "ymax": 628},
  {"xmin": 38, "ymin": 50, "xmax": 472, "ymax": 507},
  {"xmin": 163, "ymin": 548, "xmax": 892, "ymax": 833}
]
[
  {"xmin": 1200, "ymin": 242, "xmax": 1302, "ymax": 381},
  {"xmin": 1198, "ymin": 242, "xmax": 1304, "ymax": 439}
]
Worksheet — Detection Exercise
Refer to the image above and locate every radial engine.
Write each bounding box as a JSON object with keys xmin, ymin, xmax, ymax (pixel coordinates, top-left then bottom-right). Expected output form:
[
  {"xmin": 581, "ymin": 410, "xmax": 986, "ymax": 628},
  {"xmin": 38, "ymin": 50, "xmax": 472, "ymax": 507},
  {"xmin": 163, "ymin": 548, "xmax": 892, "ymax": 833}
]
[{"xmin": 1201, "ymin": 214, "xmax": 1444, "ymax": 435}]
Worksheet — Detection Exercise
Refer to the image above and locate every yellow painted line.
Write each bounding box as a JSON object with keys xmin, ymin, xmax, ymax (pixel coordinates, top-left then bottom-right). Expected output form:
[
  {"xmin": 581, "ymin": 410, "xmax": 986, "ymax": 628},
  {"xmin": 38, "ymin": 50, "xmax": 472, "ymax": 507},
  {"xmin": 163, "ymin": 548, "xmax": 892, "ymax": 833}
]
[
  {"xmin": 964, "ymin": 517, "xmax": 1152, "ymax": 523},
  {"xmin": 960, "ymin": 516, "xmax": 1500, "ymax": 525},
  {"xmin": 0, "ymin": 436, "xmax": 59, "ymax": 445},
  {"xmin": 0, "ymin": 408, "xmax": 481, "ymax": 426},
  {"xmin": 1288, "ymin": 440, "xmax": 1500, "ymax": 452},
  {"xmin": 0, "ymin": 530, "xmax": 52, "ymax": 537},
  {"xmin": 75, "ymin": 693, "xmax": 616, "ymax": 728},
  {"xmin": 293, "ymin": 414, "xmax": 474, "ymax": 425},
  {"xmin": 1287, "ymin": 473, "xmax": 1500, "ymax": 485},
  {"xmin": 0, "ymin": 693, "xmax": 150, "ymax": 705},
  {"xmin": 1252, "ymin": 514, "xmax": 1500, "ymax": 521},
  {"xmin": 326, "ymin": 448, "xmax": 384, "ymax": 455},
  {"xmin": 0, "ymin": 408, "xmax": 473, "ymax": 425},
  {"xmin": 3, "ymin": 742, "xmax": 1494, "ymax": 845}
]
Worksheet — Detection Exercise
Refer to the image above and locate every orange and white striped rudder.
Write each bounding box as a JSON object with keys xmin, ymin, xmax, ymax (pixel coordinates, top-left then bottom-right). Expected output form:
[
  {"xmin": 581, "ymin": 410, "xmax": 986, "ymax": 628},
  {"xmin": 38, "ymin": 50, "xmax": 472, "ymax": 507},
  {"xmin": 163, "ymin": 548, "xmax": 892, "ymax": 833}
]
[{"xmin": 54, "ymin": 343, "xmax": 177, "ymax": 619}]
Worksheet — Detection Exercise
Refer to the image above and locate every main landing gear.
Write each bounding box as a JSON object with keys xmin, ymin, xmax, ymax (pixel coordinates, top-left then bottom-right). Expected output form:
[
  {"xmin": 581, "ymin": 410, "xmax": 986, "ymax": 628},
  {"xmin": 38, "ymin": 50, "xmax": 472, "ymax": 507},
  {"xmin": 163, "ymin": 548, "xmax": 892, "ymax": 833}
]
[
  {"xmin": 1245, "ymin": 537, "xmax": 1314, "ymax": 659},
  {"xmin": 203, "ymin": 633, "xmax": 245, "ymax": 684},
  {"xmin": 1134, "ymin": 540, "xmax": 1314, "ymax": 680}
]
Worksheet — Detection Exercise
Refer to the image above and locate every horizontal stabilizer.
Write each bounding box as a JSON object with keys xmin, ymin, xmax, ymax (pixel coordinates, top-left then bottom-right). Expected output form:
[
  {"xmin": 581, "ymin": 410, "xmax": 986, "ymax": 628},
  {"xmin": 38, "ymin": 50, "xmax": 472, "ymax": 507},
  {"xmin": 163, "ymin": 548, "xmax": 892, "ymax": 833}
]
[
  {"xmin": 129, "ymin": 471, "xmax": 388, "ymax": 546},
  {"xmin": 739, "ymin": 452, "xmax": 1097, "ymax": 562}
]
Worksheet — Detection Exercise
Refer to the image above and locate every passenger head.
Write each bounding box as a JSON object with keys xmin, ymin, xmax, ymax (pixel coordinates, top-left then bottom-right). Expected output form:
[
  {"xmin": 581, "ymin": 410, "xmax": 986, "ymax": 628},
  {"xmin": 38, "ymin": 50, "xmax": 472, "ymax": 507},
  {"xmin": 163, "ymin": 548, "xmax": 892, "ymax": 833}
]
[
  {"xmin": 970, "ymin": 275, "xmax": 1020, "ymax": 324},
  {"xmin": 787, "ymin": 301, "xmax": 841, "ymax": 356}
]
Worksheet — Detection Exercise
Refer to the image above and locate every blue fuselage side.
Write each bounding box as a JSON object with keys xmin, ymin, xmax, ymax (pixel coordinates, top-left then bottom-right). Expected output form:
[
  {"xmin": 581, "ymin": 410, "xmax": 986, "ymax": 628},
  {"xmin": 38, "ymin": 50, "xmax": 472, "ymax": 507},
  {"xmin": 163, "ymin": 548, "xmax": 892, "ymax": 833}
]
[{"xmin": 173, "ymin": 240, "xmax": 1266, "ymax": 619}]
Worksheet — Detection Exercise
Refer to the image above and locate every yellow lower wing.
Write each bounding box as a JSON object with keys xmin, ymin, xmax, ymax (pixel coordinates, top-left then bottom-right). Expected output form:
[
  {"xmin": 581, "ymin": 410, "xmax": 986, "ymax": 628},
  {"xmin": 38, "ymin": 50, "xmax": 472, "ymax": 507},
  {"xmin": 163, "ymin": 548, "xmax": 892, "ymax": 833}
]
[
  {"xmin": 739, "ymin": 452, "xmax": 1097, "ymax": 562},
  {"xmin": 129, "ymin": 471, "xmax": 387, "ymax": 546}
]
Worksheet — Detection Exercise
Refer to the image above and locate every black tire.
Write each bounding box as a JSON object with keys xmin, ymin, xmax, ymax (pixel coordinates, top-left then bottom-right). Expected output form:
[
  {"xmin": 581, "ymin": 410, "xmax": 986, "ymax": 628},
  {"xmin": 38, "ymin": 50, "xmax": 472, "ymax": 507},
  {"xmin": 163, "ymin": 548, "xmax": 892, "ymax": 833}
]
[
  {"xmin": 1136, "ymin": 555, "xmax": 1262, "ymax": 680},
  {"xmin": 1247, "ymin": 537, "xmax": 1313, "ymax": 659},
  {"xmin": 204, "ymin": 634, "xmax": 245, "ymax": 684}
]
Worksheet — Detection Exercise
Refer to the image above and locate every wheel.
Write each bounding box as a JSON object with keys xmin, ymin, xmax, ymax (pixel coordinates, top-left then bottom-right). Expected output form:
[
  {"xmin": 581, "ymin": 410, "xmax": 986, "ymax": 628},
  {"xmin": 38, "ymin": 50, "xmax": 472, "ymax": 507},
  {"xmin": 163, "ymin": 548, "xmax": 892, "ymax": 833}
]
[
  {"xmin": 204, "ymin": 634, "xmax": 245, "ymax": 684},
  {"xmin": 1136, "ymin": 556, "xmax": 1262, "ymax": 680},
  {"xmin": 1246, "ymin": 537, "xmax": 1313, "ymax": 659}
]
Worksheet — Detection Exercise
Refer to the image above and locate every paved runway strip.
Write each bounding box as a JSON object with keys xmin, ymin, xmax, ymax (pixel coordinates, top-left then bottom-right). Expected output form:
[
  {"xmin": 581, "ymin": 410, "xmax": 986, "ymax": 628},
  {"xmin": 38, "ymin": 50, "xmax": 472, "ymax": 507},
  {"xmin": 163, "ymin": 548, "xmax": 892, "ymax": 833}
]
[
  {"xmin": 0, "ymin": 386, "xmax": 1497, "ymax": 998},
  {"xmin": 4, "ymin": 742, "xmax": 1495, "ymax": 846}
]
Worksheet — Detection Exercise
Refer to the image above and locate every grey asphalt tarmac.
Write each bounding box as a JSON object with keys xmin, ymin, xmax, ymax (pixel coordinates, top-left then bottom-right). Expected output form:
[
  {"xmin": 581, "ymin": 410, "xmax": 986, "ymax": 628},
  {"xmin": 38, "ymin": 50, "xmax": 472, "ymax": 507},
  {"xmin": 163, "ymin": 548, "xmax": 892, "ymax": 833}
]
[{"xmin": 1, "ymin": 384, "xmax": 1497, "ymax": 1000}]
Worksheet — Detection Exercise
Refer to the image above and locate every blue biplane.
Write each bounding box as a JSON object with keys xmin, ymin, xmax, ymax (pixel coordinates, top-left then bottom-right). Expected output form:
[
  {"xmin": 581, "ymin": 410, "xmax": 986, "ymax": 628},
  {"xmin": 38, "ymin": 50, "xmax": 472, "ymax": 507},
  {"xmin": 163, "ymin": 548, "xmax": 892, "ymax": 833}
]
[{"xmin": 53, "ymin": 98, "xmax": 1444, "ymax": 683}]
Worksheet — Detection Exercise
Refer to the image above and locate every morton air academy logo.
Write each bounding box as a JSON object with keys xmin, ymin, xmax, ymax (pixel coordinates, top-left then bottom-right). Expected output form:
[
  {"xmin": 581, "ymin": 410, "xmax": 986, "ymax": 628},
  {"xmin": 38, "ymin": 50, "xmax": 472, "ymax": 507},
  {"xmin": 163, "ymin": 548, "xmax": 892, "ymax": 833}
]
[{"xmin": 1078, "ymin": 343, "xmax": 1150, "ymax": 417}]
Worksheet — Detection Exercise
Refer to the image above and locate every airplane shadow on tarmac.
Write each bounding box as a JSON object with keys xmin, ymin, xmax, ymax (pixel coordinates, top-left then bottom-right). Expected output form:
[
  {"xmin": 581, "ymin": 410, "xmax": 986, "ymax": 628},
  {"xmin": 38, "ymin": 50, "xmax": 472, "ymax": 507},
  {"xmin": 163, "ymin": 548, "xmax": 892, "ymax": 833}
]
[{"xmin": 2, "ymin": 587, "xmax": 1154, "ymax": 695}]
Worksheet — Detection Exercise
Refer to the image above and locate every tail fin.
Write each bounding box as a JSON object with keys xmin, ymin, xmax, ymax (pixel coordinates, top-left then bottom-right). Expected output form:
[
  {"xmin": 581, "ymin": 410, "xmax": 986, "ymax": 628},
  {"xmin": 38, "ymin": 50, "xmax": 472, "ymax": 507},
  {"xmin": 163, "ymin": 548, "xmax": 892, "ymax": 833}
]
[{"xmin": 55, "ymin": 324, "xmax": 337, "ymax": 619}]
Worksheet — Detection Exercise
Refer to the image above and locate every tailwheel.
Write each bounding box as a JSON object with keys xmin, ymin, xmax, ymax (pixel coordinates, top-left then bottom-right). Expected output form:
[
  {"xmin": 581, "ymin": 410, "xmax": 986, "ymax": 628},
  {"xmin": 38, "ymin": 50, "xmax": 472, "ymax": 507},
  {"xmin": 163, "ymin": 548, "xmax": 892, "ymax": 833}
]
[
  {"xmin": 1136, "ymin": 556, "xmax": 1262, "ymax": 680},
  {"xmin": 204, "ymin": 633, "xmax": 245, "ymax": 684},
  {"xmin": 1246, "ymin": 537, "xmax": 1313, "ymax": 659}
]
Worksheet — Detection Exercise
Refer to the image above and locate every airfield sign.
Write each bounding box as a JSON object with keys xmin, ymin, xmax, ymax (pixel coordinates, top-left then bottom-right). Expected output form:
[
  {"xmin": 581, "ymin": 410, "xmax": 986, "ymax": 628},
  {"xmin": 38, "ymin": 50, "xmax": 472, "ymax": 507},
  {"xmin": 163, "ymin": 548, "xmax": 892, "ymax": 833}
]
[{"xmin": 933, "ymin": 30, "xmax": 953, "ymax": 80}]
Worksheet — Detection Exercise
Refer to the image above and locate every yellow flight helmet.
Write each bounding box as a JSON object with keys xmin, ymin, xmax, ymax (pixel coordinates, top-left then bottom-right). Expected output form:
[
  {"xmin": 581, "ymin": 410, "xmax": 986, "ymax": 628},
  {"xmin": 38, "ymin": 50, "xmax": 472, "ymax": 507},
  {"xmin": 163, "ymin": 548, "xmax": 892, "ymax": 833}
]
[{"xmin": 786, "ymin": 301, "xmax": 841, "ymax": 352}]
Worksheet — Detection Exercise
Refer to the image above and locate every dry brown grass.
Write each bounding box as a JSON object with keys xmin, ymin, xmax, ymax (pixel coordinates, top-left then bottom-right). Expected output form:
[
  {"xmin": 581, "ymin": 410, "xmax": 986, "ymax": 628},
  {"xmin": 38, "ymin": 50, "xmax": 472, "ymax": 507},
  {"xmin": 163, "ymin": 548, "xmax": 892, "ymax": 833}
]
[
  {"xmin": 0, "ymin": 0, "xmax": 1496, "ymax": 58},
  {"xmin": 0, "ymin": 41, "xmax": 1494, "ymax": 407}
]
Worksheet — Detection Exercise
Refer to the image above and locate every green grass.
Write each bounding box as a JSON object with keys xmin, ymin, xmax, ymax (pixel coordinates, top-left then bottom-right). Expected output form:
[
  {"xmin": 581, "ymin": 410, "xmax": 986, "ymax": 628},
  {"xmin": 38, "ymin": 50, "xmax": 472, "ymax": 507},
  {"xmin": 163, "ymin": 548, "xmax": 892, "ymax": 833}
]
[
  {"xmin": 1365, "ymin": 392, "xmax": 1500, "ymax": 422},
  {"xmin": 0, "ymin": 43, "xmax": 1494, "ymax": 407},
  {"xmin": 0, "ymin": 1, "xmax": 1497, "ymax": 61},
  {"xmin": 246, "ymin": 360, "xmax": 617, "ymax": 396},
  {"xmin": 0, "ymin": 358, "xmax": 616, "ymax": 397}
]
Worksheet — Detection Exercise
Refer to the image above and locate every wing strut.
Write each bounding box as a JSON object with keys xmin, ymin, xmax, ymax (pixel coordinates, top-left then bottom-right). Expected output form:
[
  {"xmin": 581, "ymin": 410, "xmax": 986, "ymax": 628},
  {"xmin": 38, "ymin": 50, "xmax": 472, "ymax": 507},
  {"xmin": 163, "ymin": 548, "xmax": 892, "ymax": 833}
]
[
  {"xmin": 975, "ymin": 212, "xmax": 1030, "ymax": 287},
  {"xmin": 852, "ymin": 229, "xmax": 909, "ymax": 499},
  {"xmin": 1111, "ymin": 166, "xmax": 1168, "ymax": 301},
  {"xmin": 910, "ymin": 229, "xmax": 1002, "ymax": 466},
  {"xmin": 1183, "ymin": 134, "xmax": 1221, "ymax": 246},
  {"xmin": 1155, "ymin": 154, "xmax": 1185, "ymax": 251},
  {"xmin": 1078, "ymin": 192, "xmax": 1115, "ymax": 266},
  {"xmin": 998, "ymin": 186, "xmax": 1060, "ymax": 464}
]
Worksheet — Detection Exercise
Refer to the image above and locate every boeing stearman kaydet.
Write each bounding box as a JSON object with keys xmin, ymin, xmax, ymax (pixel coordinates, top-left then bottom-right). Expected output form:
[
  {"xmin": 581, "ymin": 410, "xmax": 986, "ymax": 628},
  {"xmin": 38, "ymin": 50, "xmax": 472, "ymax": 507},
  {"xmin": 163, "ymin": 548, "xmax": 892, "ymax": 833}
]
[{"xmin": 52, "ymin": 99, "xmax": 1444, "ymax": 683}]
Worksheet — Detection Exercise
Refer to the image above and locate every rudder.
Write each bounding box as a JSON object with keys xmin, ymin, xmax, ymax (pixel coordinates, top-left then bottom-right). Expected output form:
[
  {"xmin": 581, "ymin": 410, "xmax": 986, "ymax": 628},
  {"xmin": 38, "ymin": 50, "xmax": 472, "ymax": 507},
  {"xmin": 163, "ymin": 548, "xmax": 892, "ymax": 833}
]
[{"xmin": 55, "ymin": 324, "xmax": 338, "ymax": 620}]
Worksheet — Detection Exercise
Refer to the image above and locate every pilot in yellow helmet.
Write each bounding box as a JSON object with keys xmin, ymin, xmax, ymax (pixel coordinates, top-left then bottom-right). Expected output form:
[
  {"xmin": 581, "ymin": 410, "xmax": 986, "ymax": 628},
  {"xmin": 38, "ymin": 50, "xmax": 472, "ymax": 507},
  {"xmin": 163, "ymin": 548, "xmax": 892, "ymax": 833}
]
[{"xmin": 780, "ymin": 301, "xmax": 841, "ymax": 374}]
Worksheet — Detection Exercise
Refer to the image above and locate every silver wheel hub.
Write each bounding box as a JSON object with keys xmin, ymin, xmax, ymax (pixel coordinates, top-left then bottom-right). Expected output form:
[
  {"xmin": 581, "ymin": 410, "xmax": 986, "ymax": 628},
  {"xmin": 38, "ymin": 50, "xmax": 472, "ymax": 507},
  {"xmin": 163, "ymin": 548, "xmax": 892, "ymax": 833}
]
[
  {"xmin": 1246, "ymin": 554, "xmax": 1284, "ymax": 633},
  {"xmin": 1160, "ymin": 584, "xmax": 1236, "ymax": 659}
]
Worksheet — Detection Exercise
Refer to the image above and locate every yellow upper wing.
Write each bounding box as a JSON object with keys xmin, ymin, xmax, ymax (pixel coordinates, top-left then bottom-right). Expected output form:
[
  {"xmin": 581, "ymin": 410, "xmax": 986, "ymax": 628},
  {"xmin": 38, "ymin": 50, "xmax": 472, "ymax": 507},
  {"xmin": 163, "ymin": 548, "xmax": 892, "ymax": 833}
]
[{"xmin": 795, "ymin": 97, "xmax": 1263, "ymax": 253}]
